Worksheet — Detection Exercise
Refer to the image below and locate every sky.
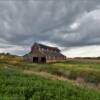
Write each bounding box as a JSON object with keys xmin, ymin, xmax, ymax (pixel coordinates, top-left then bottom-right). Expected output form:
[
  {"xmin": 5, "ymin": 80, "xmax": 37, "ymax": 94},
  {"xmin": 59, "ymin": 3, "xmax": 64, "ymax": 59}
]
[{"xmin": 0, "ymin": 0, "xmax": 100, "ymax": 57}]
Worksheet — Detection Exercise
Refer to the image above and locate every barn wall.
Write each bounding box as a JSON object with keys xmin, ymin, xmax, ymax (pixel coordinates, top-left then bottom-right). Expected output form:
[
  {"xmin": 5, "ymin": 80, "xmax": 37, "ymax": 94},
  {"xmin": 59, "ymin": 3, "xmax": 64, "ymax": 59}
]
[
  {"xmin": 23, "ymin": 55, "xmax": 33, "ymax": 62},
  {"xmin": 24, "ymin": 43, "xmax": 66, "ymax": 63}
]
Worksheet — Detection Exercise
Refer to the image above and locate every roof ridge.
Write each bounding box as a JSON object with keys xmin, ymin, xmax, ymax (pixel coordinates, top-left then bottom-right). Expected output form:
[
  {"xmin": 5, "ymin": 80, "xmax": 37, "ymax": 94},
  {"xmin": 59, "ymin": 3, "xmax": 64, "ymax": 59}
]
[{"xmin": 35, "ymin": 42, "xmax": 60, "ymax": 51}]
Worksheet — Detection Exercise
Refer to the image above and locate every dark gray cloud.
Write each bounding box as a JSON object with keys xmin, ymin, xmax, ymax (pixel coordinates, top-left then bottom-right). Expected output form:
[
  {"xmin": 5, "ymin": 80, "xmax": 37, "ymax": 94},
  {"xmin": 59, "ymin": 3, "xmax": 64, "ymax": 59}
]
[{"xmin": 0, "ymin": 0, "xmax": 100, "ymax": 55}]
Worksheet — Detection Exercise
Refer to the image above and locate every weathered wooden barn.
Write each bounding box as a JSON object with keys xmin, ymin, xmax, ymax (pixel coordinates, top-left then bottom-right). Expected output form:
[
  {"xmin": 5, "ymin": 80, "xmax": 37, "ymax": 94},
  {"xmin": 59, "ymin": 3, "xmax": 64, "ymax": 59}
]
[{"xmin": 23, "ymin": 43, "xmax": 66, "ymax": 63}]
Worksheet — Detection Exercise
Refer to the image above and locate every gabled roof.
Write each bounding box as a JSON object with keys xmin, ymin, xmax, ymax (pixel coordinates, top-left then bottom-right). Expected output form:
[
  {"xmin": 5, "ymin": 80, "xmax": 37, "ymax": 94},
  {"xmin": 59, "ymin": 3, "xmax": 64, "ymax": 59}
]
[
  {"xmin": 24, "ymin": 42, "xmax": 66, "ymax": 58},
  {"xmin": 34, "ymin": 42, "xmax": 60, "ymax": 51}
]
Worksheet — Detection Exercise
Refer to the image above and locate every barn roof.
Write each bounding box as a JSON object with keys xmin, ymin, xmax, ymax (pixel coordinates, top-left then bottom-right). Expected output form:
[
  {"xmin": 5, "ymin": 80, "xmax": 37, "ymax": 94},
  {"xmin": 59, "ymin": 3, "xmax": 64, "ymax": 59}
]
[
  {"xmin": 24, "ymin": 42, "xmax": 66, "ymax": 58},
  {"xmin": 24, "ymin": 51, "xmax": 65, "ymax": 57},
  {"xmin": 34, "ymin": 42, "xmax": 60, "ymax": 51}
]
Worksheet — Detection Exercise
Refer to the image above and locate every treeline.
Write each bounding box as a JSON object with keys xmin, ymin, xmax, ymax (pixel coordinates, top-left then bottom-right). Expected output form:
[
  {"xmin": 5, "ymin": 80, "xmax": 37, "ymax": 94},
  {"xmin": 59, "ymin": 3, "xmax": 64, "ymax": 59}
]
[{"xmin": 0, "ymin": 53, "xmax": 17, "ymax": 57}]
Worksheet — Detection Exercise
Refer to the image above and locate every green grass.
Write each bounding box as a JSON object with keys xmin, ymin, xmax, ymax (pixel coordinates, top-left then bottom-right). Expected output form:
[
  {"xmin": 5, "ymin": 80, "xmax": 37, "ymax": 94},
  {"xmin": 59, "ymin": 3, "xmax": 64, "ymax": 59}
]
[
  {"xmin": 0, "ymin": 68, "xmax": 100, "ymax": 100},
  {"xmin": 0, "ymin": 59, "xmax": 100, "ymax": 85},
  {"xmin": 1, "ymin": 57, "xmax": 100, "ymax": 100},
  {"xmin": 52, "ymin": 60, "xmax": 100, "ymax": 69}
]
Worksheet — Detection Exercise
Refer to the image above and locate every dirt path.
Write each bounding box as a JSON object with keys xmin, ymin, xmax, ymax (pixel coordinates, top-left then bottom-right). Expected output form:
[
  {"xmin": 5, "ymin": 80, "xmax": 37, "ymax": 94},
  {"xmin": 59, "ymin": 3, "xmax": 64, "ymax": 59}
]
[
  {"xmin": 23, "ymin": 70, "xmax": 100, "ymax": 90},
  {"xmin": 4, "ymin": 66, "xmax": 99, "ymax": 89},
  {"xmin": 23, "ymin": 70, "xmax": 68, "ymax": 81}
]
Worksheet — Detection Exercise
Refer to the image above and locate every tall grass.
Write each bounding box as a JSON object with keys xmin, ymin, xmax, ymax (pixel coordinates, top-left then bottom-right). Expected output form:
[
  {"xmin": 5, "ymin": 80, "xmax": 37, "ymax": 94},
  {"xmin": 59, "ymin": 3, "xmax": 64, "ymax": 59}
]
[
  {"xmin": 0, "ymin": 68, "xmax": 100, "ymax": 100},
  {"xmin": 0, "ymin": 54, "xmax": 100, "ymax": 85}
]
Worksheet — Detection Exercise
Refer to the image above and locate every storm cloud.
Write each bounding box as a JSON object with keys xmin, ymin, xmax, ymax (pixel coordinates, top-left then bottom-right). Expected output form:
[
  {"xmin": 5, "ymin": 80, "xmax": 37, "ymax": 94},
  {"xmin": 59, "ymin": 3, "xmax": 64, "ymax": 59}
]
[{"xmin": 0, "ymin": 0, "xmax": 100, "ymax": 56}]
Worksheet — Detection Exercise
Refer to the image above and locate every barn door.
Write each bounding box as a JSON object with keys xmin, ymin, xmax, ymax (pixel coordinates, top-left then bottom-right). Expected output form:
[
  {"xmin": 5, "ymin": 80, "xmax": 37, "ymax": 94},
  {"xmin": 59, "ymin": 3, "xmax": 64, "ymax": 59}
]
[
  {"xmin": 33, "ymin": 57, "xmax": 38, "ymax": 63},
  {"xmin": 41, "ymin": 57, "xmax": 46, "ymax": 63}
]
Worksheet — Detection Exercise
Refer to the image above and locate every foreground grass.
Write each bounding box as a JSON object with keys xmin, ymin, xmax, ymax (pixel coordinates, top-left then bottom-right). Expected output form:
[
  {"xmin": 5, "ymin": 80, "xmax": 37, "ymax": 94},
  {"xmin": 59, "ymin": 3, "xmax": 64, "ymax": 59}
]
[
  {"xmin": 0, "ymin": 68, "xmax": 100, "ymax": 100},
  {"xmin": 0, "ymin": 56, "xmax": 100, "ymax": 100},
  {"xmin": 0, "ymin": 59, "xmax": 100, "ymax": 85}
]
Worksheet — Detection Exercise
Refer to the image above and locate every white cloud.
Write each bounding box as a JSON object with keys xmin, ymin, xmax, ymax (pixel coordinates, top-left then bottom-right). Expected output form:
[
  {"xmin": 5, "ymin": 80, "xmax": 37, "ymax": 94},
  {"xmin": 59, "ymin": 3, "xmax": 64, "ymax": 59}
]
[
  {"xmin": 0, "ymin": 45, "xmax": 29, "ymax": 56},
  {"xmin": 63, "ymin": 45, "xmax": 100, "ymax": 57},
  {"xmin": 70, "ymin": 22, "xmax": 80, "ymax": 30}
]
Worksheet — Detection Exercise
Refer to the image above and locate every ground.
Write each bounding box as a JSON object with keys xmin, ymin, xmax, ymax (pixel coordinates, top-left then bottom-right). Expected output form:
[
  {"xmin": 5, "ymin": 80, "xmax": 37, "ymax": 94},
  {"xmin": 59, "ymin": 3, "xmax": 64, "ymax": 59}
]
[{"xmin": 0, "ymin": 54, "xmax": 100, "ymax": 100}]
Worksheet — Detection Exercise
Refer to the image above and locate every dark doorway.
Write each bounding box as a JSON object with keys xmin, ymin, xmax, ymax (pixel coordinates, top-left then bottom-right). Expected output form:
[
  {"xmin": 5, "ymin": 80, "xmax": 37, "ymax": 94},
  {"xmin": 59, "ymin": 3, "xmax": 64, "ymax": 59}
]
[
  {"xmin": 41, "ymin": 57, "xmax": 46, "ymax": 63},
  {"xmin": 33, "ymin": 57, "xmax": 38, "ymax": 63}
]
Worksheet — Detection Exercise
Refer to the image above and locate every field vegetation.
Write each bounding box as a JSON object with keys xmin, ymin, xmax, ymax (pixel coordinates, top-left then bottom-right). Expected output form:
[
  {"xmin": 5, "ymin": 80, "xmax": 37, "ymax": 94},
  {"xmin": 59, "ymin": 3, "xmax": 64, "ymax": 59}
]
[
  {"xmin": 0, "ymin": 68, "xmax": 100, "ymax": 100},
  {"xmin": 0, "ymin": 53, "xmax": 100, "ymax": 100}
]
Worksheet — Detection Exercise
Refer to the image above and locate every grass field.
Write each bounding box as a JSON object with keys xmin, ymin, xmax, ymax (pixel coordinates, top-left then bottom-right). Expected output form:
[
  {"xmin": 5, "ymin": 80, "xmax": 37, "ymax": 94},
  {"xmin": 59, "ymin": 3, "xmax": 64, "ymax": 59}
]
[
  {"xmin": 0, "ymin": 68, "xmax": 100, "ymax": 100},
  {"xmin": 1, "ymin": 59, "xmax": 100, "ymax": 85},
  {"xmin": 0, "ymin": 54, "xmax": 100, "ymax": 100}
]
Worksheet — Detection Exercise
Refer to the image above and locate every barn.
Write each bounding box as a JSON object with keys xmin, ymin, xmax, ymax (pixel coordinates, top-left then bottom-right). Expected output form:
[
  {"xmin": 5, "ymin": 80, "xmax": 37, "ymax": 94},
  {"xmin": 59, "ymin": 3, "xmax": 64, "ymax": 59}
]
[{"xmin": 23, "ymin": 43, "xmax": 66, "ymax": 63}]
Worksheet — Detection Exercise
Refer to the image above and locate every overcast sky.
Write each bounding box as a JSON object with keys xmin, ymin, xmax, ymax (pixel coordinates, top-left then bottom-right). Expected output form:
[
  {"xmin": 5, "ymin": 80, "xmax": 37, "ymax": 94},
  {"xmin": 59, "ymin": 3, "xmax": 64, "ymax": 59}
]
[{"xmin": 0, "ymin": 0, "xmax": 100, "ymax": 57}]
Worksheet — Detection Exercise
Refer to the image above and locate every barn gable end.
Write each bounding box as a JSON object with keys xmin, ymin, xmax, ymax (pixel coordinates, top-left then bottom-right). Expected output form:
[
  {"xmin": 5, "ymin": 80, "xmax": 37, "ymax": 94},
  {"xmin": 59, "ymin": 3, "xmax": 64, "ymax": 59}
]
[{"xmin": 23, "ymin": 43, "xmax": 66, "ymax": 63}]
